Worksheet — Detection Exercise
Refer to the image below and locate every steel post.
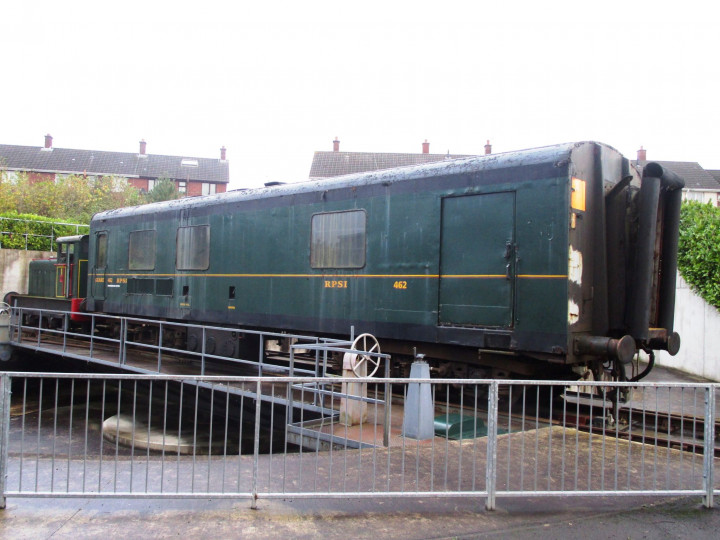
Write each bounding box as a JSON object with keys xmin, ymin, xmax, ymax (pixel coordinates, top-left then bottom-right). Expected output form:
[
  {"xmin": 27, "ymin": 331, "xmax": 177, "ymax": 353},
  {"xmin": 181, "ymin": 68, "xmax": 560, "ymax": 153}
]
[
  {"xmin": 251, "ymin": 380, "xmax": 262, "ymax": 509},
  {"xmin": 703, "ymin": 386, "xmax": 716, "ymax": 508},
  {"xmin": 0, "ymin": 374, "xmax": 11, "ymax": 509},
  {"xmin": 384, "ymin": 357, "xmax": 391, "ymax": 447},
  {"xmin": 485, "ymin": 381, "xmax": 498, "ymax": 511}
]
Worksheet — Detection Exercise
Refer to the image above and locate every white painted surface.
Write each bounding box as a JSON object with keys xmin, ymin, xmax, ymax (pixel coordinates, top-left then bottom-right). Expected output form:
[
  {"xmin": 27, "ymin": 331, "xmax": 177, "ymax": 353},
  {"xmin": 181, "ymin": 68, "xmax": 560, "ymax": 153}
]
[
  {"xmin": 568, "ymin": 246, "xmax": 582, "ymax": 285},
  {"xmin": 657, "ymin": 273, "xmax": 720, "ymax": 381}
]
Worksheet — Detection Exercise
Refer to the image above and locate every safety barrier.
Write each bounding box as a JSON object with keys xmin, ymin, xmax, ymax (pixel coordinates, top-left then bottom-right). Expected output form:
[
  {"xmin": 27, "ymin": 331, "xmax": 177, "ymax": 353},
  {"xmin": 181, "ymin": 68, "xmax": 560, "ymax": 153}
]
[
  {"xmin": 5, "ymin": 307, "xmax": 392, "ymax": 382},
  {"xmin": 0, "ymin": 372, "xmax": 717, "ymax": 510},
  {"xmin": 0, "ymin": 217, "xmax": 88, "ymax": 251}
]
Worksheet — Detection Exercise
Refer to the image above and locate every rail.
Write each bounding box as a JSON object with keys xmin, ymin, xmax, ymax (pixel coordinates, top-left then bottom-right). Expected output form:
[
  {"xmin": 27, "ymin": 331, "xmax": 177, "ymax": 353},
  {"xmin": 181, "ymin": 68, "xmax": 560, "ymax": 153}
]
[{"xmin": 0, "ymin": 373, "xmax": 717, "ymax": 510}]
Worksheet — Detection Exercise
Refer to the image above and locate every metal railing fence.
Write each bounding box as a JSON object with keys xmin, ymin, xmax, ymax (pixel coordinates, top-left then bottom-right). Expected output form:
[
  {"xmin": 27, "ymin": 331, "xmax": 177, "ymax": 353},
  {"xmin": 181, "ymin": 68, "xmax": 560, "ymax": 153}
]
[
  {"xmin": 0, "ymin": 217, "xmax": 89, "ymax": 251},
  {"xmin": 7, "ymin": 306, "xmax": 360, "ymax": 379},
  {"xmin": 0, "ymin": 372, "xmax": 717, "ymax": 510}
]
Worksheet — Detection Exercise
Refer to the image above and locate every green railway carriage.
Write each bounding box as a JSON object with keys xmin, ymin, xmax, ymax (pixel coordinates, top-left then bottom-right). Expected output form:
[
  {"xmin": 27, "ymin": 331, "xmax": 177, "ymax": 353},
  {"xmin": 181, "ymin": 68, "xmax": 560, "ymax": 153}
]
[{"xmin": 78, "ymin": 141, "xmax": 682, "ymax": 380}]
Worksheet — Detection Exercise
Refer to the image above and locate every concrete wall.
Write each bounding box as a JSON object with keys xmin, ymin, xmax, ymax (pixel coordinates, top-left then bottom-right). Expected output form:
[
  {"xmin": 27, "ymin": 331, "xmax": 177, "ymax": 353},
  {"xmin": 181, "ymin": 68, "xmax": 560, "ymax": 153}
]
[
  {"xmin": 0, "ymin": 249, "xmax": 53, "ymax": 298},
  {"xmin": 657, "ymin": 273, "xmax": 720, "ymax": 381}
]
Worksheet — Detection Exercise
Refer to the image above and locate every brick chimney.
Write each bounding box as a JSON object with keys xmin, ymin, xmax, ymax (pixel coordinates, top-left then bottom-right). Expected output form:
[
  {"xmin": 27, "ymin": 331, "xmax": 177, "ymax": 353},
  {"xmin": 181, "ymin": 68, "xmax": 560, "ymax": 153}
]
[
  {"xmin": 637, "ymin": 146, "xmax": 647, "ymax": 161},
  {"xmin": 484, "ymin": 140, "xmax": 492, "ymax": 155},
  {"xmin": 422, "ymin": 140, "xmax": 430, "ymax": 154},
  {"xmin": 44, "ymin": 134, "xmax": 53, "ymax": 149},
  {"xmin": 220, "ymin": 146, "xmax": 227, "ymax": 160},
  {"xmin": 333, "ymin": 137, "xmax": 340, "ymax": 152},
  {"xmin": 139, "ymin": 139, "xmax": 147, "ymax": 155}
]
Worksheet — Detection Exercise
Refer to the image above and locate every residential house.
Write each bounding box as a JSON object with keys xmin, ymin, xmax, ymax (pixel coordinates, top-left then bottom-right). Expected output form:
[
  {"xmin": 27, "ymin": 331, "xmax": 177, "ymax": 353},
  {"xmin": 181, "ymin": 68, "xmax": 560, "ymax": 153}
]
[
  {"xmin": 309, "ymin": 137, "xmax": 491, "ymax": 179},
  {"xmin": 0, "ymin": 135, "xmax": 229, "ymax": 197},
  {"xmin": 635, "ymin": 147, "xmax": 720, "ymax": 206}
]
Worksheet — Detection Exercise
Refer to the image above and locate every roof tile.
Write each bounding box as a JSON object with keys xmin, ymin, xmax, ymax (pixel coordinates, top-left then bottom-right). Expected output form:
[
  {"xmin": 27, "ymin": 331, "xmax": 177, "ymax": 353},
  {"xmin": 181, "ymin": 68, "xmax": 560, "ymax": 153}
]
[
  {"xmin": 639, "ymin": 160, "xmax": 720, "ymax": 191},
  {"xmin": 0, "ymin": 144, "xmax": 229, "ymax": 184},
  {"xmin": 309, "ymin": 151, "xmax": 473, "ymax": 178}
]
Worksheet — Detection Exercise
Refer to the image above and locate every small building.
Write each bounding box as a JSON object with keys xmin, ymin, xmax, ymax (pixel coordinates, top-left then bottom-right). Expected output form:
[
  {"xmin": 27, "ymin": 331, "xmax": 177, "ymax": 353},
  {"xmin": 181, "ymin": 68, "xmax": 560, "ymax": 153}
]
[{"xmin": 0, "ymin": 135, "xmax": 229, "ymax": 197}]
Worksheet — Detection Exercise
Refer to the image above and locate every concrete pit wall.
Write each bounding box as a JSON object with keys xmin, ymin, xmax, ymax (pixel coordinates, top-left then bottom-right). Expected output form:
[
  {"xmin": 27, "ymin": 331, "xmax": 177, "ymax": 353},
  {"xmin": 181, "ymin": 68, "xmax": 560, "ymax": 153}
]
[
  {"xmin": 0, "ymin": 249, "xmax": 54, "ymax": 297},
  {"xmin": 657, "ymin": 273, "xmax": 720, "ymax": 381}
]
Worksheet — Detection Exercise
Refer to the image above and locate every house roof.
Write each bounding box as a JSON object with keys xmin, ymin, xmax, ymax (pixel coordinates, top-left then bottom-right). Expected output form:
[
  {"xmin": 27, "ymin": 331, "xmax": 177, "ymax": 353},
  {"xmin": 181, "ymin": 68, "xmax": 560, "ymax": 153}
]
[
  {"xmin": 638, "ymin": 160, "xmax": 720, "ymax": 191},
  {"xmin": 0, "ymin": 143, "xmax": 229, "ymax": 184},
  {"xmin": 309, "ymin": 151, "xmax": 474, "ymax": 178}
]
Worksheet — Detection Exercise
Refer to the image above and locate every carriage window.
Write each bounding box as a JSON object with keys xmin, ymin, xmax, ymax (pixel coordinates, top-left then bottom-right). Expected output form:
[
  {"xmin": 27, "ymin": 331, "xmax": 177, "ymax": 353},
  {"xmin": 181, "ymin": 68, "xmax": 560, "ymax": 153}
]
[
  {"xmin": 310, "ymin": 210, "xmax": 366, "ymax": 269},
  {"xmin": 56, "ymin": 243, "xmax": 66, "ymax": 263},
  {"xmin": 128, "ymin": 230, "xmax": 156, "ymax": 270},
  {"xmin": 96, "ymin": 232, "xmax": 108, "ymax": 268},
  {"xmin": 176, "ymin": 225, "xmax": 210, "ymax": 270}
]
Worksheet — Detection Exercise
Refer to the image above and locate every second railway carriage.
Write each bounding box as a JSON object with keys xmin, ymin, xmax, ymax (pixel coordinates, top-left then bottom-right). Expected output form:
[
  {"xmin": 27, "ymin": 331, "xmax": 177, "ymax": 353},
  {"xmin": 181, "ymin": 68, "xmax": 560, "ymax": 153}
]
[{"xmin": 77, "ymin": 141, "xmax": 683, "ymax": 381}]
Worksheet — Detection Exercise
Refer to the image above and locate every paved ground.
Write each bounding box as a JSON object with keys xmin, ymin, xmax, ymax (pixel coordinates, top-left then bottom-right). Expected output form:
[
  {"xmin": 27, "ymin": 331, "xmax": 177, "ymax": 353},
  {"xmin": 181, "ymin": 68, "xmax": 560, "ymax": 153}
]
[{"xmin": 1, "ymin": 493, "xmax": 718, "ymax": 539}]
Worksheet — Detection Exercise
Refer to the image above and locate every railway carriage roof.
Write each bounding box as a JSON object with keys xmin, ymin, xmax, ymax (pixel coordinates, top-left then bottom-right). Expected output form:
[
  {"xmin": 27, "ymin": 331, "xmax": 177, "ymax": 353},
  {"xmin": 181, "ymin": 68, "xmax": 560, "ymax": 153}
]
[{"xmin": 91, "ymin": 141, "xmax": 622, "ymax": 223}]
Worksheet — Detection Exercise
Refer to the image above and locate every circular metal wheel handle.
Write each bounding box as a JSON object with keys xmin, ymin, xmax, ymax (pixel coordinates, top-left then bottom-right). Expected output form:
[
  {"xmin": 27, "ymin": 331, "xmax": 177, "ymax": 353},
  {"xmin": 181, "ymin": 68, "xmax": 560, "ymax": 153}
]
[{"xmin": 350, "ymin": 333, "xmax": 381, "ymax": 377}]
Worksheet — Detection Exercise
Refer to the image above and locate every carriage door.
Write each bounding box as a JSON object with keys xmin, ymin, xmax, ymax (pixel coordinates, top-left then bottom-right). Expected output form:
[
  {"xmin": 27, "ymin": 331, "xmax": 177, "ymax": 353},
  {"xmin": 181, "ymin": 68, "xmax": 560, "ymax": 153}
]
[
  {"xmin": 92, "ymin": 231, "xmax": 108, "ymax": 300},
  {"xmin": 439, "ymin": 192, "xmax": 516, "ymax": 327}
]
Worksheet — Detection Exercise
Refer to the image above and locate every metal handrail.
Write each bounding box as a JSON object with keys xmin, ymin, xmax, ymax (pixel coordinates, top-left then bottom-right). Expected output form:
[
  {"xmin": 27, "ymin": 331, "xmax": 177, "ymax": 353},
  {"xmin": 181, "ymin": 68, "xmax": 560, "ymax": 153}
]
[{"xmin": 0, "ymin": 218, "xmax": 88, "ymax": 251}]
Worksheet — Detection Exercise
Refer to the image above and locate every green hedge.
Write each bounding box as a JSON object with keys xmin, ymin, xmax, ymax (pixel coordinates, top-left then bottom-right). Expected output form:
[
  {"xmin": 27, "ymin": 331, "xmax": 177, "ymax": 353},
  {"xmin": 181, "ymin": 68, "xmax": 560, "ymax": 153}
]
[
  {"xmin": 0, "ymin": 212, "xmax": 89, "ymax": 251},
  {"xmin": 678, "ymin": 201, "xmax": 720, "ymax": 309}
]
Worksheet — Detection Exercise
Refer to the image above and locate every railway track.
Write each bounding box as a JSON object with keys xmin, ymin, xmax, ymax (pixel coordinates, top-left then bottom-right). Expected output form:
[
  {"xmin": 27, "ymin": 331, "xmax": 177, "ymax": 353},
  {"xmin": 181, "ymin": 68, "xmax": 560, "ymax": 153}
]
[
  {"xmin": 556, "ymin": 392, "xmax": 720, "ymax": 457},
  {"xmin": 431, "ymin": 386, "xmax": 720, "ymax": 457}
]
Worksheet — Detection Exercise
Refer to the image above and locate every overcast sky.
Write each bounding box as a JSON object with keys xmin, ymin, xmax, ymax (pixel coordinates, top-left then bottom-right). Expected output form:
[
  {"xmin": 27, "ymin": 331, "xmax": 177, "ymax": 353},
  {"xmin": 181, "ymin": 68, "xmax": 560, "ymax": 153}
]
[{"xmin": 2, "ymin": 1, "xmax": 718, "ymax": 190}]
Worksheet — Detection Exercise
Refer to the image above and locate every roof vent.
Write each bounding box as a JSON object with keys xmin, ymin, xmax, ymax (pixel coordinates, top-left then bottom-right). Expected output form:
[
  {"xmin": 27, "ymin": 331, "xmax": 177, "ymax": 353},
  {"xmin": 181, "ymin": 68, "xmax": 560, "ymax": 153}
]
[{"xmin": 181, "ymin": 159, "xmax": 199, "ymax": 167}]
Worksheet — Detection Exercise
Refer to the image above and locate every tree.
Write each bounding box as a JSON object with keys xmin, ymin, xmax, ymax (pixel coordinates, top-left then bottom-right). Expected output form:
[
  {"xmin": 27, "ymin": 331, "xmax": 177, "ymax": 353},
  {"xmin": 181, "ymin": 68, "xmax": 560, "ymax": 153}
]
[
  {"xmin": 145, "ymin": 178, "xmax": 180, "ymax": 203},
  {"xmin": 0, "ymin": 172, "xmax": 143, "ymax": 223}
]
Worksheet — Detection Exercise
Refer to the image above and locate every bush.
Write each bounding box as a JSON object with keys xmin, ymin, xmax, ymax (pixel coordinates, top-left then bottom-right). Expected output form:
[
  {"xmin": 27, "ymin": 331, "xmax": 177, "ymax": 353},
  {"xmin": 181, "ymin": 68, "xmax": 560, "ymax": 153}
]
[
  {"xmin": 0, "ymin": 171, "xmax": 143, "ymax": 223},
  {"xmin": 677, "ymin": 201, "xmax": 720, "ymax": 309},
  {"xmin": 0, "ymin": 212, "xmax": 89, "ymax": 251}
]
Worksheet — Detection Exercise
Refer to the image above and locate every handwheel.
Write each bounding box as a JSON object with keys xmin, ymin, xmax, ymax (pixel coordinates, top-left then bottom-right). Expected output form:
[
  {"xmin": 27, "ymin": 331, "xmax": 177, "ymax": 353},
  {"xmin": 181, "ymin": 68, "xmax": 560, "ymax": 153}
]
[{"xmin": 349, "ymin": 333, "xmax": 381, "ymax": 377}]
